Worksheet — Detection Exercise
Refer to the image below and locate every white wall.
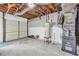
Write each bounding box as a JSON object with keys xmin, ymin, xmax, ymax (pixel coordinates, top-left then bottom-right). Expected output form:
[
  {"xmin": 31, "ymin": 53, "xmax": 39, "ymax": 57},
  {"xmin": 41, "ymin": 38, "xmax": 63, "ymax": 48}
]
[
  {"xmin": 29, "ymin": 27, "xmax": 45, "ymax": 40},
  {"xmin": 28, "ymin": 15, "xmax": 46, "ymax": 40},
  {"xmin": 0, "ymin": 12, "xmax": 3, "ymax": 43},
  {"xmin": 28, "ymin": 12, "xmax": 63, "ymax": 44}
]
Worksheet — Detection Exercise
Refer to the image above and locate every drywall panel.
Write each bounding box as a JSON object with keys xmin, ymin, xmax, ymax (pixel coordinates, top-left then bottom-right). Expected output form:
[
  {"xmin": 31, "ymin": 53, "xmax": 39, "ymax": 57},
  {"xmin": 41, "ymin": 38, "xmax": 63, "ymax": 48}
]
[
  {"xmin": 29, "ymin": 27, "xmax": 45, "ymax": 40},
  {"xmin": 0, "ymin": 12, "xmax": 3, "ymax": 43},
  {"xmin": 29, "ymin": 16, "xmax": 46, "ymax": 27},
  {"xmin": 29, "ymin": 12, "xmax": 58, "ymax": 27},
  {"xmin": 19, "ymin": 22, "xmax": 27, "ymax": 38},
  {"xmin": 28, "ymin": 15, "xmax": 46, "ymax": 40}
]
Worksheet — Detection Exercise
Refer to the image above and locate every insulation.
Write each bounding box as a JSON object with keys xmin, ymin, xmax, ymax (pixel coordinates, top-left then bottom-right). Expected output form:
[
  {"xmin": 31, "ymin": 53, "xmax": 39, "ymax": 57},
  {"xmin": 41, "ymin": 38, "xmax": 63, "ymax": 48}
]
[
  {"xmin": 61, "ymin": 3, "xmax": 77, "ymax": 13},
  {"xmin": 62, "ymin": 4, "xmax": 77, "ymax": 36}
]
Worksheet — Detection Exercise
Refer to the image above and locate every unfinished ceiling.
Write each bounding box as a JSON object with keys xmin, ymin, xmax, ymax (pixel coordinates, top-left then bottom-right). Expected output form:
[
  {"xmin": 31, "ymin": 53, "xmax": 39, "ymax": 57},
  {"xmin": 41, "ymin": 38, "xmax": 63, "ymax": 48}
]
[{"xmin": 0, "ymin": 3, "xmax": 56, "ymax": 19}]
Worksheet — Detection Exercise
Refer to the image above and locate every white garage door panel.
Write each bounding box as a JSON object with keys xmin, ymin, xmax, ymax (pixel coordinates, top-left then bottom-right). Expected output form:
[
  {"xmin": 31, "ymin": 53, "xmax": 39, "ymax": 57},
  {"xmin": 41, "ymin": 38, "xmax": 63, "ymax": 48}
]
[
  {"xmin": 20, "ymin": 32, "xmax": 27, "ymax": 37},
  {"xmin": 20, "ymin": 22, "xmax": 27, "ymax": 31},
  {"xmin": 6, "ymin": 32, "xmax": 18, "ymax": 41},
  {"xmin": 6, "ymin": 20, "xmax": 18, "ymax": 41},
  {"xmin": 6, "ymin": 20, "xmax": 18, "ymax": 25},
  {"xmin": 5, "ymin": 19, "xmax": 27, "ymax": 41},
  {"xmin": 6, "ymin": 20, "xmax": 18, "ymax": 32},
  {"xmin": 6, "ymin": 25, "xmax": 18, "ymax": 32},
  {"xmin": 20, "ymin": 22, "xmax": 27, "ymax": 38},
  {"xmin": 20, "ymin": 27, "xmax": 27, "ymax": 31},
  {"xmin": 0, "ymin": 16, "xmax": 3, "ymax": 43}
]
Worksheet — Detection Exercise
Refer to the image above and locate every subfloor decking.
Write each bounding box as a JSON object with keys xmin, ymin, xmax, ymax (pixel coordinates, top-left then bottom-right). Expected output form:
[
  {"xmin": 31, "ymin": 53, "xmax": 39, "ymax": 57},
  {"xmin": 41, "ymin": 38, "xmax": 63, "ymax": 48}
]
[{"xmin": 0, "ymin": 38, "xmax": 79, "ymax": 56}]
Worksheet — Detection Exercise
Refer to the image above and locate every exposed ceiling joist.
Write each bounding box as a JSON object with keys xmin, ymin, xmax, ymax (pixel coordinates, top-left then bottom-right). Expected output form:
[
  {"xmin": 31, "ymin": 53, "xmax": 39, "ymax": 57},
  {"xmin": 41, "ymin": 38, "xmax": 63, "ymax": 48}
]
[{"xmin": 0, "ymin": 3, "xmax": 56, "ymax": 19}]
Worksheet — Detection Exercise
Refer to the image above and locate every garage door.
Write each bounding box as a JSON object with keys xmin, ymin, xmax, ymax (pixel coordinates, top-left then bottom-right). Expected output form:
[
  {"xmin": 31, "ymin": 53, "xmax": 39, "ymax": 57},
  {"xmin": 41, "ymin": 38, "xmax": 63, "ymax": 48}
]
[
  {"xmin": 19, "ymin": 22, "xmax": 27, "ymax": 38},
  {"xmin": 6, "ymin": 20, "xmax": 18, "ymax": 41}
]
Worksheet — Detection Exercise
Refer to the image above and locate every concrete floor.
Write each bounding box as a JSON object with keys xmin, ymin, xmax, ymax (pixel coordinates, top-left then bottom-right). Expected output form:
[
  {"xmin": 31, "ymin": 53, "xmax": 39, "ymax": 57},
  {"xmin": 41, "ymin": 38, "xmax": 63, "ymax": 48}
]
[{"xmin": 0, "ymin": 38, "xmax": 79, "ymax": 56}]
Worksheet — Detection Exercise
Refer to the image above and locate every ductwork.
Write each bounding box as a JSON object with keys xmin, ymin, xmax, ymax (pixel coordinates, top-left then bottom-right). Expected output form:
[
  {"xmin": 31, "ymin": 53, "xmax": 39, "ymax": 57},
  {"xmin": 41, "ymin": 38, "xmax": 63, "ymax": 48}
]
[
  {"xmin": 14, "ymin": 7, "xmax": 34, "ymax": 15},
  {"xmin": 0, "ymin": 3, "xmax": 50, "ymax": 16},
  {"xmin": 14, "ymin": 3, "xmax": 36, "ymax": 16},
  {"xmin": 14, "ymin": 3, "xmax": 50, "ymax": 16}
]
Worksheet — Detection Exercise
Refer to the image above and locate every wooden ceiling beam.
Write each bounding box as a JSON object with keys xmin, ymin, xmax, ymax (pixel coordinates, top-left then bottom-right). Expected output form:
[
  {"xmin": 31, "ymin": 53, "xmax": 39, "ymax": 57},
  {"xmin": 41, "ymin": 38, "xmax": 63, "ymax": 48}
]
[
  {"xmin": 51, "ymin": 3, "xmax": 56, "ymax": 11},
  {"xmin": 44, "ymin": 5, "xmax": 51, "ymax": 14},
  {"xmin": 28, "ymin": 6, "xmax": 43, "ymax": 17},
  {"xmin": 0, "ymin": 7, "xmax": 7, "ymax": 12},
  {"xmin": 36, "ymin": 7, "xmax": 45, "ymax": 16},
  {"xmin": 0, "ymin": 3, "xmax": 24, "ymax": 12},
  {"xmin": 21, "ymin": 14, "xmax": 33, "ymax": 19},
  {"xmin": 26, "ymin": 12, "xmax": 37, "ymax": 17},
  {"xmin": 35, "ymin": 11, "xmax": 42, "ymax": 16},
  {"xmin": 36, "ymin": 5, "xmax": 46, "ymax": 15},
  {"xmin": 37, "ymin": 5, "xmax": 46, "ymax": 14},
  {"xmin": 45, "ymin": 5, "xmax": 53, "ymax": 13},
  {"xmin": 0, "ymin": 3, "xmax": 56, "ymax": 20},
  {"xmin": 27, "ymin": 11, "xmax": 40, "ymax": 17},
  {"xmin": 21, "ymin": 12, "xmax": 37, "ymax": 19}
]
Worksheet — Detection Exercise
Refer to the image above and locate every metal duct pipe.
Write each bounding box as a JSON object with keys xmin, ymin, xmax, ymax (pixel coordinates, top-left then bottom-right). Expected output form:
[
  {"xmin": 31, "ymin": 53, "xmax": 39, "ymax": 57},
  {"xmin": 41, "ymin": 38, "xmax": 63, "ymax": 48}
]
[
  {"xmin": 14, "ymin": 3, "xmax": 50, "ymax": 16},
  {"xmin": 14, "ymin": 3, "xmax": 36, "ymax": 15},
  {"xmin": 14, "ymin": 7, "xmax": 34, "ymax": 15}
]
